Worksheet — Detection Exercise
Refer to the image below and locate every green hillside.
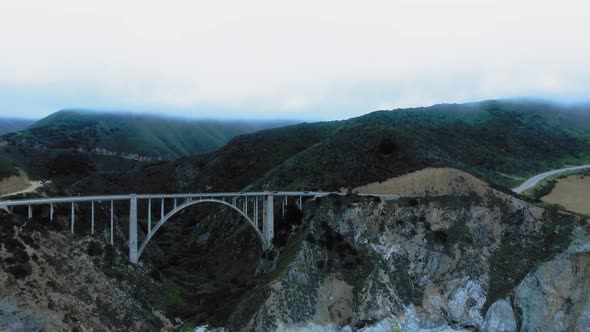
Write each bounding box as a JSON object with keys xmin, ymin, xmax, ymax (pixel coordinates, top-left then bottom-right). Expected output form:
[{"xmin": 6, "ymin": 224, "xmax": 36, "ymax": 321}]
[
  {"xmin": 73, "ymin": 100, "xmax": 590, "ymax": 194},
  {"xmin": 257, "ymin": 100, "xmax": 590, "ymax": 189},
  {"xmin": 0, "ymin": 118, "xmax": 34, "ymax": 135},
  {"xmin": 8, "ymin": 110, "xmax": 295, "ymax": 160},
  {"xmin": 0, "ymin": 110, "xmax": 295, "ymax": 183}
]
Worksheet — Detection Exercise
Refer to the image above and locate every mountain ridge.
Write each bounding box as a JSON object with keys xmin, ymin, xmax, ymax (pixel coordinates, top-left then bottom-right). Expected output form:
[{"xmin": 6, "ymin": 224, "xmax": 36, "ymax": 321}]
[
  {"xmin": 71, "ymin": 99, "xmax": 590, "ymax": 196},
  {"xmin": 24, "ymin": 109, "xmax": 298, "ymax": 159},
  {"xmin": 0, "ymin": 118, "xmax": 35, "ymax": 136},
  {"xmin": 0, "ymin": 110, "xmax": 298, "ymax": 181}
]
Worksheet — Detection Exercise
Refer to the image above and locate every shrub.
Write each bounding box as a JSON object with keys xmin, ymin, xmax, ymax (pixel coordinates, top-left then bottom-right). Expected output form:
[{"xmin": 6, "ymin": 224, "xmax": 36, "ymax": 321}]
[{"xmin": 378, "ymin": 137, "xmax": 398, "ymax": 155}]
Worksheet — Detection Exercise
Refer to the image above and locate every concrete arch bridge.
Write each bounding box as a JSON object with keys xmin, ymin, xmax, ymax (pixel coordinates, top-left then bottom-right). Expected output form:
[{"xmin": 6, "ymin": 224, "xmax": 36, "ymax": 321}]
[{"xmin": 0, "ymin": 191, "xmax": 398, "ymax": 263}]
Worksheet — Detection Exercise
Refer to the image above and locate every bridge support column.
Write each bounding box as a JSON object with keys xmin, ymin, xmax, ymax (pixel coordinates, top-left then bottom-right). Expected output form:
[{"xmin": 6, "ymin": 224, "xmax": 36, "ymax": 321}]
[
  {"xmin": 110, "ymin": 200, "xmax": 114, "ymax": 245},
  {"xmin": 71, "ymin": 202, "xmax": 75, "ymax": 234},
  {"xmin": 91, "ymin": 201, "xmax": 95, "ymax": 235},
  {"xmin": 262, "ymin": 195, "xmax": 274, "ymax": 247},
  {"xmin": 147, "ymin": 199, "xmax": 152, "ymax": 236},
  {"xmin": 129, "ymin": 194, "xmax": 139, "ymax": 263},
  {"xmin": 254, "ymin": 197, "xmax": 259, "ymax": 228}
]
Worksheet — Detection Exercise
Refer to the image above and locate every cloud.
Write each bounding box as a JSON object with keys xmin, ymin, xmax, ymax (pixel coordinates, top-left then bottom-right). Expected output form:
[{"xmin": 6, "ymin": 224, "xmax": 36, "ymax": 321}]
[{"xmin": 0, "ymin": 0, "xmax": 589, "ymax": 119}]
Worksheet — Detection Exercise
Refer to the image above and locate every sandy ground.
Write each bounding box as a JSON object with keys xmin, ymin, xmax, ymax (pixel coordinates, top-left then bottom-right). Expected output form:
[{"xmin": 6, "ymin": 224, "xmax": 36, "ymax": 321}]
[
  {"xmin": 541, "ymin": 175, "xmax": 590, "ymax": 215},
  {"xmin": 0, "ymin": 169, "xmax": 45, "ymax": 198},
  {"xmin": 353, "ymin": 168, "xmax": 488, "ymax": 196}
]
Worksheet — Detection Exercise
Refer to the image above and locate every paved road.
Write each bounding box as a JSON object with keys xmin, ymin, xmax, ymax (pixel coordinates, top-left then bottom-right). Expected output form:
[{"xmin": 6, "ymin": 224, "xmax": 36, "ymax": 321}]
[{"xmin": 512, "ymin": 165, "xmax": 590, "ymax": 194}]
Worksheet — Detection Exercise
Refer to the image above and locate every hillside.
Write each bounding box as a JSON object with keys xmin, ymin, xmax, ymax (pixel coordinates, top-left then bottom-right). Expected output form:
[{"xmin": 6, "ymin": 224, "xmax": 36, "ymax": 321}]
[
  {"xmin": 0, "ymin": 118, "xmax": 34, "ymax": 136},
  {"xmin": 4, "ymin": 109, "xmax": 296, "ymax": 160},
  {"xmin": 353, "ymin": 167, "xmax": 489, "ymax": 196},
  {"xmin": 255, "ymin": 100, "xmax": 590, "ymax": 190},
  {"xmin": 0, "ymin": 110, "xmax": 296, "ymax": 183},
  {"xmin": 72, "ymin": 100, "xmax": 590, "ymax": 195},
  {"xmin": 0, "ymin": 209, "xmax": 174, "ymax": 330}
]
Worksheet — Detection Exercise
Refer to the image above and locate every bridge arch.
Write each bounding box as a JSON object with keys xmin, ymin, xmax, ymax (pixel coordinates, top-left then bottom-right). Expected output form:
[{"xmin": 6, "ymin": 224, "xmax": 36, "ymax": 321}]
[{"xmin": 136, "ymin": 199, "xmax": 268, "ymax": 261}]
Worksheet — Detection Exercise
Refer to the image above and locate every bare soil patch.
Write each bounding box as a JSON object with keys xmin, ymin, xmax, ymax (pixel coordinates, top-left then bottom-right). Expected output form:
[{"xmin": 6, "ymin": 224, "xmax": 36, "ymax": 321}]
[{"xmin": 0, "ymin": 169, "xmax": 30, "ymax": 196}]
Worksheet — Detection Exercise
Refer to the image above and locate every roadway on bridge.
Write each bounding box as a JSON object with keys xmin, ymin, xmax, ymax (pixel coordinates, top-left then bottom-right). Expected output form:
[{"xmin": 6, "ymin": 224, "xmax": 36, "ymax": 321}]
[{"xmin": 512, "ymin": 165, "xmax": 590, "ymax": 194}]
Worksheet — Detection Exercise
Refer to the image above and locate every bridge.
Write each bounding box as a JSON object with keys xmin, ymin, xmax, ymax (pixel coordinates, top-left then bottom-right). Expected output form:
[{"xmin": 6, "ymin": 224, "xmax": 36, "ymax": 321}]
[{"xmin": 0, "ymin": 191, "xmax": 398, "ymax": 263}]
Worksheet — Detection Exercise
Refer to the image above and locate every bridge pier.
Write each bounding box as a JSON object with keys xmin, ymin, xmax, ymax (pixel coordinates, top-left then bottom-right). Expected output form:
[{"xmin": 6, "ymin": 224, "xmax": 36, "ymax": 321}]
[
  {"xmin": 71, "ymin": 202, "xmax": 75, "ymax": 234},
  {"xmin": 91, "ymin": 201, "xmax": 95, "ymax": 234},
  {"xmin": 129, "ymin": 195, "xmax": 138, "ymax": 263},
  {"xmin": 262, "ymin": 195, "xmax": 274, "ymax": 246},
  {"xmin": 110, "ymin": 200, "xmax": 114, "ymax": 245}
]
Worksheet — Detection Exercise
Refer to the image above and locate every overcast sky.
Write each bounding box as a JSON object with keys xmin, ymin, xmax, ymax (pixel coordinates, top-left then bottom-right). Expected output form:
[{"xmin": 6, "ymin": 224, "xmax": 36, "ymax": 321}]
[{"xmin": 0, "ymin": 0, "xmax": 589, "ymax": 120}]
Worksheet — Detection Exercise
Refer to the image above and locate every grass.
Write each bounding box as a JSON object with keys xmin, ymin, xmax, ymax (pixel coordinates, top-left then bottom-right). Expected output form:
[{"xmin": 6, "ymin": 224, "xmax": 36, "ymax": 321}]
[
  {"xmin": 538, "ymin": 172, "xmax": 590, "ymax": 215},
  {"xmin": 521, "ymin": 169, "xmax": 590, "ymax": 199},
  {"xmin": 164, "ymin": 282, "xmax": 186, "ymax": 307}
]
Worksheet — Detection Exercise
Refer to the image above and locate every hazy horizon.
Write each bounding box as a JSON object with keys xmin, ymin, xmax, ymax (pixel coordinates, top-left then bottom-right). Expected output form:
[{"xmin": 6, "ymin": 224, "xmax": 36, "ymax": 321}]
[
  {"xmin": 1, "ymin": 96, "xmax": 590, "ymax": 122},
  {"xmin": 1, "ymin": 0, "xmax": 589, "ymax": 120}
]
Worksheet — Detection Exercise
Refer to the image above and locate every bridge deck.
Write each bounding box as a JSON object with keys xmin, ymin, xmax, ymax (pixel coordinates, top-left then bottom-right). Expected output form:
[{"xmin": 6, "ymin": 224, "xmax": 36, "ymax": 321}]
[{"xmin": 0, "ymin": 191, "xmax": 399, "ymax": 207}]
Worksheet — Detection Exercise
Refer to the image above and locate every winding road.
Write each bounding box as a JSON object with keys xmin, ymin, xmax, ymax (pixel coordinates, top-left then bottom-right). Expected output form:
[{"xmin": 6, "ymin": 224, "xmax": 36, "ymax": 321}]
[{"xmin": 512, "ymin": 165, "xmax": 590, "ymax": 194}]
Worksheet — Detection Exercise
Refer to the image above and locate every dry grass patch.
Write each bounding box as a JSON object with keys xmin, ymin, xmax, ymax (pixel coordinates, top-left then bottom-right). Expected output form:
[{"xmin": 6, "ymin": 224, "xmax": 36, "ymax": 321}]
[
  {"xmin": 542, "ymin": 175, "xmax": 590, "ymax": 215},
  {"xmin": 353, "ymin": 168, "xmax": 488, "ymax": 196}
]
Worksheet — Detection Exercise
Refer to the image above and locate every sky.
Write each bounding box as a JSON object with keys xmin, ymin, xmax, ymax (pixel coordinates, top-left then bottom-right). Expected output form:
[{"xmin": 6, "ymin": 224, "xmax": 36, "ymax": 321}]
[{"xmin": 0, "ymin": 0, "xmax": 589, "ymax": 120}]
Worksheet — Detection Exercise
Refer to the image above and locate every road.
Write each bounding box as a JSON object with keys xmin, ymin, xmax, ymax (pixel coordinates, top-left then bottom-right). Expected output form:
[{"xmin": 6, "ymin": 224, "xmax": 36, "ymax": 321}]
[{"xmin": 512, "ymin": 165, "xmax": 590, "ymax": 194}]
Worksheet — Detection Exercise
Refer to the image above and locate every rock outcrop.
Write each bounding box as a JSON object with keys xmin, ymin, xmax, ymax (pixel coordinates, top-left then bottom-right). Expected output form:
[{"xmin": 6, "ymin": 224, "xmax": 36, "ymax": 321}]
[
  {"xmin": 227, "ymin": 186, "xmax": 589, "ymax": 331},
  {"xmin": 0, "ymin": 211, "xmax": 174, "ymax": 331}
]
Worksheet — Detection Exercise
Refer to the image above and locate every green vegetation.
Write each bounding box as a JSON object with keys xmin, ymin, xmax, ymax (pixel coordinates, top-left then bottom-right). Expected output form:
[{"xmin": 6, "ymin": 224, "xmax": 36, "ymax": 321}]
[
  {"xmin": 256, "ymin": 100, "xmax": 590, "ymax": 190},
  {"xmin": 141, "ymin": 203, "xmax": 265, "ymax": 325},
  {"xmin": 74, "ymin": 99, "xmax": 590, "ymax": 196},
  {"xmin": 11, "ymin": 109, "xmax": 295, "ymax": 160},
  {"xmin": 0, "ymin": 109, "xmax": 295, "ymax": 185}
]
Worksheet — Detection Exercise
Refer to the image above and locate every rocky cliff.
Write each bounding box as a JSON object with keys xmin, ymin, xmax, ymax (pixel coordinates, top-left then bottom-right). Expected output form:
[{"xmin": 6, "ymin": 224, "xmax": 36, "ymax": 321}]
[
  {"xmin": 0, "ymin": 210, "xmax": 175, "ymax": 331},
  {"xmin": 225, "ymin": 185, "xmax": 589, "ymax": 331}
]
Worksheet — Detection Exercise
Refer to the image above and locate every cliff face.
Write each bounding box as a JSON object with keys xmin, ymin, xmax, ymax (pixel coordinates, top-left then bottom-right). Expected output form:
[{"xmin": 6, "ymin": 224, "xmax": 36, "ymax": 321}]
[
  {"xmin": 2, "ymin": 173, "xmax": 588, "ymax": 331},
  {"xmin": 0, "ymin": 211, "xmax": 174, "ymax": 331},
  {"xmin": 228, "ymin": 186, "xmax": 589, "ymax": 331}
]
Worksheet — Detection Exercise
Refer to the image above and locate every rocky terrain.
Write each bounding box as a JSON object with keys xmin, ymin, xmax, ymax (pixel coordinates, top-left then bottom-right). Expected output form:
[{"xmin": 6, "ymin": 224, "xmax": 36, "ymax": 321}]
[
  {"xmin": 0, "ymin": 208, "xmax": 176, "ymax": 331},
  {"xmin": 221, "ymin": 176, "xmax": 590, "ymax": 331}
]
